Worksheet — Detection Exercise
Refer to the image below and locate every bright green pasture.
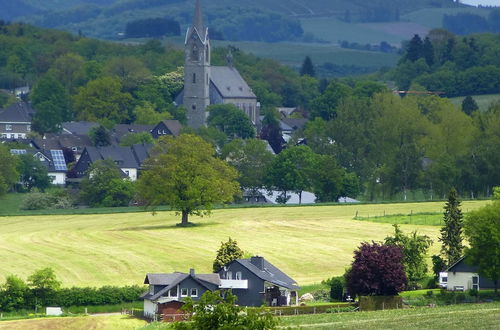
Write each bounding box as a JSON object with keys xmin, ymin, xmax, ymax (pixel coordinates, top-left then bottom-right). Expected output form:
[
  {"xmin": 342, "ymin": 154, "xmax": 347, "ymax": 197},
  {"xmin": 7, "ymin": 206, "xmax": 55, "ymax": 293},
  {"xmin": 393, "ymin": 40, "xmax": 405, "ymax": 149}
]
[
  {"xmin": 449, "ymin": 93, "xmax": 500, "ymax": 111},
  {"xmin": 0, "ymin": 201, "xmax": 488, "ymax": 288},
  {"xmin": 0, "ymin": 315, "xmax": 146, "ymax": 330},
  {"xmin": 279, "ymin": 302, "xmax": 500, "ymax": 329}
]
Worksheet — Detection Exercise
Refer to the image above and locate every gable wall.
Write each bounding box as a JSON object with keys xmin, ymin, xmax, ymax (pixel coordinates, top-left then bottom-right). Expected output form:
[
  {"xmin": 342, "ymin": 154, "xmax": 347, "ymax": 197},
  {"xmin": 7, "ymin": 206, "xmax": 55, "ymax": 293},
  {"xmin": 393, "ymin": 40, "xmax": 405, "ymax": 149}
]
[{"xmin": 219, "ymin": 262, "xmax": 265, "ymax": 307}]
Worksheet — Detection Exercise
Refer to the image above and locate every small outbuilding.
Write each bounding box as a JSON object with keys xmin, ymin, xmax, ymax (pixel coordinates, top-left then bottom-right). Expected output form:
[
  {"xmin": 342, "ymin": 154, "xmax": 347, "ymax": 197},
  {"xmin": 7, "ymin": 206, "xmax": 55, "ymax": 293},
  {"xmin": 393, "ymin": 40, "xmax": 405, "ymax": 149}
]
[{"xmin": 445, "ymin": 256, "xmax": 496, "ymax": 291}]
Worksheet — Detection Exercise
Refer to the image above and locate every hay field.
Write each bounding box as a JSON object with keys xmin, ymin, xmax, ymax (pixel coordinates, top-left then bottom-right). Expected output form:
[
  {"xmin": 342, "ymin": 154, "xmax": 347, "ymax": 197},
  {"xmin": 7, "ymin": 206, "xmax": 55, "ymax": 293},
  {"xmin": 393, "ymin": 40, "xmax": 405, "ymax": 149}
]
[{"xmin": 0, "ymin": 201, "xmax": 488, "ymax": 287}]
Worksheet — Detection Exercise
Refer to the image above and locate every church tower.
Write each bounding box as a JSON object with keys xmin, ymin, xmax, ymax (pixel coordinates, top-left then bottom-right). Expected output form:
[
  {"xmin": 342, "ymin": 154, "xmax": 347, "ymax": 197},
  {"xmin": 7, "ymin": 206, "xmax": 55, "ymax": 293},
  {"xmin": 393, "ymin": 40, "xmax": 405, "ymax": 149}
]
[{"xmin": 183, "ymin": 0, "xmax": 211, "ymax": 129}]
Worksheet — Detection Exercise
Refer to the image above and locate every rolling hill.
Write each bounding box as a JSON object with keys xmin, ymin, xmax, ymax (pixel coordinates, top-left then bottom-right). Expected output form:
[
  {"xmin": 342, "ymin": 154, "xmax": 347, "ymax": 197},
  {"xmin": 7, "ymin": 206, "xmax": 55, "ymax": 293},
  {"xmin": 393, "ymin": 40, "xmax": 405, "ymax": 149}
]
[{"xmin": 0, "ymin": 200, "xmax": 489, "ymax": 287}]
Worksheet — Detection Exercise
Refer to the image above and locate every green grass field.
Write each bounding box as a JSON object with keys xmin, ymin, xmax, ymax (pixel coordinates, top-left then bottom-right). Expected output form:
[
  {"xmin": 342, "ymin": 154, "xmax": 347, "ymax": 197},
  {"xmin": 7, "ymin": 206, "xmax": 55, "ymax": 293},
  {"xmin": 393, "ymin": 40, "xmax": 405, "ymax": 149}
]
[
  {"xmin": 449, "ymin": 93, "xmax": 500, "ymax": 111},
  {"xmin": 279, "ymin": 302, "xmax": 500, "ymax": 329},
  {"xmin": 402, "ymin": 7, "xmax": 492, "ymax": 28},
  {"xmin": 0, "ymin": 200, "xmax": 489, "ymax": 287},
  {"xmin": 0, "ymin": 315, "xmax": 146, "ymax": 330}
]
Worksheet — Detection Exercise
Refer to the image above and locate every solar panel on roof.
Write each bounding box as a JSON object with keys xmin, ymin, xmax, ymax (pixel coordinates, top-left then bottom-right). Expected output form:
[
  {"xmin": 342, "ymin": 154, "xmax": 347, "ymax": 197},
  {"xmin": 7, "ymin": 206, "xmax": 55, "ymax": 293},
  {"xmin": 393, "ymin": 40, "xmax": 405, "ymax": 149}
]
[
  {"xmin": 10, "ymin": 149, "xmax": 27, "ymax": 155},
  {"xmin": 50, "ymin": 150, "xmax": 67, "ymax": 171}
]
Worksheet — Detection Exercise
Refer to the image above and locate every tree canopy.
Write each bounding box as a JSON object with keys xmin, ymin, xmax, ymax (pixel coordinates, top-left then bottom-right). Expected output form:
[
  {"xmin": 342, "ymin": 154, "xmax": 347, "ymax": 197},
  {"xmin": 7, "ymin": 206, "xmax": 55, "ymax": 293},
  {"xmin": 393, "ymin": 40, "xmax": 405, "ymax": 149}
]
[
  {"xmin": 137, "ymin": 134, "xmax": 240, "ymax": 225},
  {"xmin": 212, "ymin": 238, "xmax": 244, "ymax": 272}
]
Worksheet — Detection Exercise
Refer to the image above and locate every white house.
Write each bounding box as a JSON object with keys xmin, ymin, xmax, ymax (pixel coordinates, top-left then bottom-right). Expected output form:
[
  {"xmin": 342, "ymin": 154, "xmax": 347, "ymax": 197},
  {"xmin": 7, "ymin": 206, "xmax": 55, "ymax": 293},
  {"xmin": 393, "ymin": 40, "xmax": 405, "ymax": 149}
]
[{"xmin": 445, "ymin": 256, "xmax": 496, "ymax": 291}]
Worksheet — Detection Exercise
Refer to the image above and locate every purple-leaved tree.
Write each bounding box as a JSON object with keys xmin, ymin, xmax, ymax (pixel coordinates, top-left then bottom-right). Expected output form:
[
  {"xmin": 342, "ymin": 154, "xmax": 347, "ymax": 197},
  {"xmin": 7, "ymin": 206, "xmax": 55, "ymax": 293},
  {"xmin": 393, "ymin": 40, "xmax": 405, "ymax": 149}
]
[{"xmin": 346, "ymin": 242, "xmax": 407, "ymax": 296}]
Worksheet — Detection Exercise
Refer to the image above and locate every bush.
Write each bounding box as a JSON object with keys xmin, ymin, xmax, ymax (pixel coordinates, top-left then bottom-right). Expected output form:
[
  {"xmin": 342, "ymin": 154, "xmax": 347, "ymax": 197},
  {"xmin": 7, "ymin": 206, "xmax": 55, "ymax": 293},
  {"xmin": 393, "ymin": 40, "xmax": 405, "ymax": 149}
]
[{"xmin": 20, "ymin": 190, "xmax": 74, "ymax": 210}]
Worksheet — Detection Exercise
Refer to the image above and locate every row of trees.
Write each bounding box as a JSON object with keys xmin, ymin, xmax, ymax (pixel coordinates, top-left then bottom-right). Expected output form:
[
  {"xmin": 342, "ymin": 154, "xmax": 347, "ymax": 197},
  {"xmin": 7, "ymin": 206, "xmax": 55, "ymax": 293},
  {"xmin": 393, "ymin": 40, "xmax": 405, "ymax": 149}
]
[{"xmin": 443, "ymin": 10, "xmax": 500, "ymax": 35}]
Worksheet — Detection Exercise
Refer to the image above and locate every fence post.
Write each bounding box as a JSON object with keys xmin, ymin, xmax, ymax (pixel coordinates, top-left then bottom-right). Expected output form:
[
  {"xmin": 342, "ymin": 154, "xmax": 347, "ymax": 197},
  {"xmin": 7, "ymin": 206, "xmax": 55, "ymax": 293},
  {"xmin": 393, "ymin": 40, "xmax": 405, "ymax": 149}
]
[
  {"xmin": 382, "ymin": 302, "xmax": 384, "ymax": 310},
  {"xmin": 313, "ymin": 307, "xmax": 316, "ymax": 314},
  {"xmin": 85, "ymin": 307, "xmax": 88, "ymax": 314}
]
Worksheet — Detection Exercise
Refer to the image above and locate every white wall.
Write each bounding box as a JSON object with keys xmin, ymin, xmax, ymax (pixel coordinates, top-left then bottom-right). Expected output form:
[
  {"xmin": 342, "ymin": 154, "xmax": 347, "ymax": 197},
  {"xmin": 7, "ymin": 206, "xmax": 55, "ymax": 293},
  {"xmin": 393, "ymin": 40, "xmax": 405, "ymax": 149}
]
[
  {"xmin": 447, "ymin": 272, "xmax": 478, "ymax": 291},
  {"xmin": 49, "ymin": 172, "xmax": 66, "ymax": 185},
  {"xmin": 121, "ymin": 168, "xmax": 137, "ymax": 181},
  {"xmin": 143, "ymin": 299, "xmax": 157, "ymax": 319}
]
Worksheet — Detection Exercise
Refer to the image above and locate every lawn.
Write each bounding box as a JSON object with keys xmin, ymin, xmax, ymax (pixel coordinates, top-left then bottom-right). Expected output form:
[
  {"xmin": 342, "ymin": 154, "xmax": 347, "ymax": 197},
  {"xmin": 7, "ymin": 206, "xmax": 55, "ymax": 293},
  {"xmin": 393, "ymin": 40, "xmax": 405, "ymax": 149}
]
[
  {"xmin": 355, "ymin": 212, "xmax": 443, "ymax": 226},
  {"xmin": 0, "ymin": 315, "xmax": 146, "ymax": 330},
  {"xmin": 0, "ymin": 200, "xmax": 489, "ymax": 287},
  {"xmin": 279, "ymin": 302, "xmax": 500, "ymax": 329},
  {"xmin": 449, "ymin": 93, "xmax": 500, "ymax": 111}
]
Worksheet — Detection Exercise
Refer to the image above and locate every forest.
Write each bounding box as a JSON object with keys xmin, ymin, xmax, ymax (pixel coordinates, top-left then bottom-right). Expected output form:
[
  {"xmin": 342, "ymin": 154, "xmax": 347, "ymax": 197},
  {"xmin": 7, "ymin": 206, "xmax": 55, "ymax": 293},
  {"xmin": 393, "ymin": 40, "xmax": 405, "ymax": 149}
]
[{"xmin": 0, "ymin": 21, "xmax": 499, "ymax": 201}]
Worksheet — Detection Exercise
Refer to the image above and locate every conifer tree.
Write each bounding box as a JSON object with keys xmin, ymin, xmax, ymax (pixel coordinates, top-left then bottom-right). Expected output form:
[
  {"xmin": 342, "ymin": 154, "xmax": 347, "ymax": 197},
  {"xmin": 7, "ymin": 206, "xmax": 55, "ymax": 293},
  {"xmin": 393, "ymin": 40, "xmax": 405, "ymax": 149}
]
[
  {"xmin": 212, "ymin": 238, "xmax": 244, "ymax": 272},
  {"xmin": 406, "ymin": 34, "xmax": 424, "ymax": 62},
  {"xmin": 422, "ymin": 37, "xmax": 435, "ymax": 66},
  {"xmin": 461, "ymin": 95, "xmax": 479, "ymax": 116},
  {"xmin": 300, "ymin": 56, "xmax": 316, "ymax": 77},
  {"xmin": 439, "ymin": 188, "xmax": 464, "ymax": 265}
]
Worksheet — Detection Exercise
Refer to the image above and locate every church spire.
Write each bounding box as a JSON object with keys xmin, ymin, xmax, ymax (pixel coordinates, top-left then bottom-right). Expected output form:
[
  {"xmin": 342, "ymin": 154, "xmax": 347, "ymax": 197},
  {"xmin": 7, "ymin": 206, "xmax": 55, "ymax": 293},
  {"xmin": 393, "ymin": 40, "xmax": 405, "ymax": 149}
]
[{"xmin": 193, "ymin": 0, "xmax": 204, "ymax": 35}]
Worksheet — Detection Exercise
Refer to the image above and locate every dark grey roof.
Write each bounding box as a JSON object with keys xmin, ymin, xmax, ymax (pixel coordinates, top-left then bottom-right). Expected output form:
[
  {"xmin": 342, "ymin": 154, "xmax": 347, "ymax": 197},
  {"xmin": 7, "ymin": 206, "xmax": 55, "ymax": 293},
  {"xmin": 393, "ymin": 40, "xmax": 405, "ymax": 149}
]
[
  {"xmin": 210, "ymin": 66, "xmax": 256, "ymax": 99},
  {"xmin": 281, "ymin": 118, "xmax": 308, "ymax": 131},
  {"xmin": 85, "ymin": 145, "xmax": 139, "ymax": 168},
  {"xmin": 447, "ymin": 256, "xmax": 478, "ymax": 273},
  {"xmin": 33, "ymin": 134, "xmax": 93, "ymax": 152},
  {"xmin": 131, "ymin": 143, "xmax": 153, "ymax": 165},
  {"xmin": 234, "ymin": 258, "xmax": 299, "ymax": 290},
  {"xmin": 160, "ymin": 120, "xmax": 182, "ymax": 137},
  {"xmin": 62, "ymin": 122, "xmax": 99, "ymax": 135},
  {"xmin": 0, "ymin": 102, "xmax": 34, "ymax": 123},
  {"xmin": 112, "ymin": 124, "xmax": 154, "ymax": 141},
  {"xmin": 11, "ymin": 149, "xmax": 67, "ymax": 173},
  {"xmin": 142, "ymin": 271, "xmax": 221, "ymax": 301}
]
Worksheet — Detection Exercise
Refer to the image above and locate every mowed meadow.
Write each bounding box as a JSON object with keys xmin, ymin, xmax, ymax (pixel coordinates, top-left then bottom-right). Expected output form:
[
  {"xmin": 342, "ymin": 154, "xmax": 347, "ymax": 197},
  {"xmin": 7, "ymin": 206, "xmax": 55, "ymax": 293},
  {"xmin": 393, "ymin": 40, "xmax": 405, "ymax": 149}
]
[{"xmin": 0, "ymin": 201, "xmax": 489, "ymax": 287}]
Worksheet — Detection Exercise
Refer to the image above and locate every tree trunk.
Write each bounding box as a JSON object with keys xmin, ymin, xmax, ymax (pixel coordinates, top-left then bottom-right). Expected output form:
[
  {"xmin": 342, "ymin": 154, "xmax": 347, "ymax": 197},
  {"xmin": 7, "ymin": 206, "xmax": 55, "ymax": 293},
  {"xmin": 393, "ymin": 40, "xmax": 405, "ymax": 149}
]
[
  {"xmin": 299, "ymin": 191, "xmax": 302, "ymax": 205},
  {"xmin": 181, "ymin": 210, "xmax": 189, "ymax": 226}
]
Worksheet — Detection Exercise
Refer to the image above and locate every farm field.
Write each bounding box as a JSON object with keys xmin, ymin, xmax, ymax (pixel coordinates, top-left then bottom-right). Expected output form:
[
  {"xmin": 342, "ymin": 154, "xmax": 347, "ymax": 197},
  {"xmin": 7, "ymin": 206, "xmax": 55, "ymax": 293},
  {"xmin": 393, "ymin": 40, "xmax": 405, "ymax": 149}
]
[
  {"xmin": 280, "ymin": 302, "xmax": 500, "ymax": 329},
  {"xmin": 0, "ymin": 200, "xmax": 489, "ymax": 287},
  {"xmin": 449, "ymin": 93, "xmax": 500, "ymax": 111},
  {"xmin": 0, "ymin": 315, "xmax": 146, "ymax": 330}
]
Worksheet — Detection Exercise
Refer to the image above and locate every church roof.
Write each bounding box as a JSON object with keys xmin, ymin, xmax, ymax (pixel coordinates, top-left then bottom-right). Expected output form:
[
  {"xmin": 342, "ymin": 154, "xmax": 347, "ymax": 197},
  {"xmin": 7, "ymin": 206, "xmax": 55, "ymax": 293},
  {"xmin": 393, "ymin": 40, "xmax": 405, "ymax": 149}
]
[{"xmin": 210, "ymin": 66, "xmax": 256, "ymax": 99}]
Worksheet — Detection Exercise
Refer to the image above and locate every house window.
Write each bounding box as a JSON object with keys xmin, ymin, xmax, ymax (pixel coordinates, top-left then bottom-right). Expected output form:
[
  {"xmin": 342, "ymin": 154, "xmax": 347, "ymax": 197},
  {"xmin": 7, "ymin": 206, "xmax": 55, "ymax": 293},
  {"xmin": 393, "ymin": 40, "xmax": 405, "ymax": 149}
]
[
  {"xmin": 441, "ymin": 277, "xmax": 448, "ymax": 283},
  {"xmin": 472, "ymin": 276, "xmax": 479, "ymax": 290},
  {"xmin": 190, "ymin": 288, "xmax": 198, "ymax": 297},
  {"xmin": 168, "ymin": 286, "xmax": 178, "ymax": 297},
  {"xmin": 124, "ymin": 170, "xmax": 130, "ymax": 175},
  {"xmin": 226, "ymin": 271, "xmax": 232, "ymax": 280},
  {"xmin": 181, "ymin": 288, "xmax": 188, "ymax": 297},
  {"xmin": 235, "ymin": 272, "xmax": 242, "ymax": 280},
  {"xmin": 6, "ymin": 124, "xmax": 12, "ymax": 131},
  {"xmin": 72, "ymin": 147, "xmax": 78, "ymax": 152}
]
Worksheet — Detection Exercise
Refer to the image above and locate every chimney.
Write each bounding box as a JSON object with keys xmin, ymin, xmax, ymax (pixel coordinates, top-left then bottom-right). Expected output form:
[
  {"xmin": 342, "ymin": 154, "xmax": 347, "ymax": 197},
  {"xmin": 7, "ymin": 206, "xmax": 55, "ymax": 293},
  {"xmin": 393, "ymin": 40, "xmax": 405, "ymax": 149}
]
[
  {"xmin": 250, "ymin": 256, "xmax": 264, "ymax": 270},
  {"xmin": 189, "ymin": 268, "xmax": 195, "ymax": 276}
]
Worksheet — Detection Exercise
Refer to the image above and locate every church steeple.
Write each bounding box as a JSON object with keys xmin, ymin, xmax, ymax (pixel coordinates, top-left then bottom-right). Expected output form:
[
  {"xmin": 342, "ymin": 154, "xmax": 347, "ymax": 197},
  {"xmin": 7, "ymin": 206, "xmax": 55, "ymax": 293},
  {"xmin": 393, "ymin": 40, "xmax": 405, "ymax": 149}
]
[{"xmin": 193, "ymin": 0, "xmax": 204, "ymax": 36}]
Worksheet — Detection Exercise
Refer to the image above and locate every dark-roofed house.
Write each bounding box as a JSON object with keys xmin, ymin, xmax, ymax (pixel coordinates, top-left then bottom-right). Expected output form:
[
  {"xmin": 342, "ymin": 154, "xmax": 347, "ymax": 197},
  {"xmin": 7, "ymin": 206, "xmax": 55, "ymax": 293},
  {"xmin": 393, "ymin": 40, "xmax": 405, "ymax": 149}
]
[
  {"xmin": 110, "ymin": 124, "xmax": 155, "ymax": 144},
  {"xmin": 73, "ymin": 144, "xmax": 152, "ymax": 181},
  {"xmin": 175, "ymin": 0, "xmax": 259, "ymax": 129},
  {"xmin": 10, "ymin": 149, "xmax": 68, "ymax": 185},
  {"xmin": 151, "ymin": 120, "xmax": 182, "ymax": 139},
  {"xmin": 141, "ymin": 269, "xmax": 220, "ymax": 320},
  {"xmin": 218, "ymin": 256, "xmax": 300, "ymax": 307},
  {"xmin": 443, "ymin": 256, "xmax": 497, "ymax": 291},
  {"xmin": 0, "ymin": 102, "xmax": 35, "ymax": 140},
  {"xmin": 32, "ymin": 134, "xmax": 93, "ymax": 161}
]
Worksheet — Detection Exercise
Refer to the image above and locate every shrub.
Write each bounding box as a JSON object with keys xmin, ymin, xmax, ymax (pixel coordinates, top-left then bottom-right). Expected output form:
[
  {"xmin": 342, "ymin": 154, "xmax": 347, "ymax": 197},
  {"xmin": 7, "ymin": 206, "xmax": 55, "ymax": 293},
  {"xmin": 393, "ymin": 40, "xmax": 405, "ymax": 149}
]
[
  {"xmin": 20, "ymin": 192, "xmax": 55, "ymax": 210},
  {"xmin": 330, "ymin": 278, "xmax": 344, "ymax": 301}
]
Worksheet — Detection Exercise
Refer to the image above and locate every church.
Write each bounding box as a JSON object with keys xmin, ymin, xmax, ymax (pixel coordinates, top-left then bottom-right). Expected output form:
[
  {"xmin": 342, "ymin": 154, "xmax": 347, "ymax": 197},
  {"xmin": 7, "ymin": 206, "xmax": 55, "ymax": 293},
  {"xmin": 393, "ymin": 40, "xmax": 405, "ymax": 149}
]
[{"xmin": 175, "ymin": 0, "xmax": 260, "ymax": 129}]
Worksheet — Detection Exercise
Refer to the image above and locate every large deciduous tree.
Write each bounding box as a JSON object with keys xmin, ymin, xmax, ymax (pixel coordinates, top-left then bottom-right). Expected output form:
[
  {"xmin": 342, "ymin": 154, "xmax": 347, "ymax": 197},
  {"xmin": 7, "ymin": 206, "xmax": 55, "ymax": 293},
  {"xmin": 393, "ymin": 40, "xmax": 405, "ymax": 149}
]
[
  {"xmin": 17, "ymin": 154, "xmax": 51, "ymax": 192},
  {"xmin": 207, "ymin": 104, "xmax": 255, "ymax": 140},
  {"xmin": 31, "ymin": 75, "xmax": 71, "ymax": 134},
  {"xmin": 439, "ymin": 188, "xmax": 464, "ymax": 265},
  {"xmin": 384, "ymin": 224, "xmax": 432, "ymax": 283},
  {"xmin": 464, "ymin": 198, "xmax": 500, "ymax": 293},
  {"xmin": 73, "ymin": 77, "xmax": 133, "ymax": 125},
  {"xmin": 221, "ymin": 138, "xmax": 274, "ymax": 195},
  {"xmin": 212, "ymin": 237, "xmax": 244, "ymax": 272},
  {"xmin": 80, "ymin": 159, "xmax": 135, "ymax": 207},
  {"xmin": 137, "ymin": 134, "xmax": 240, "ymax": 226},
  {"xmin": 346, "ymin": 242, "xmax": 407, "ymax": 296}
]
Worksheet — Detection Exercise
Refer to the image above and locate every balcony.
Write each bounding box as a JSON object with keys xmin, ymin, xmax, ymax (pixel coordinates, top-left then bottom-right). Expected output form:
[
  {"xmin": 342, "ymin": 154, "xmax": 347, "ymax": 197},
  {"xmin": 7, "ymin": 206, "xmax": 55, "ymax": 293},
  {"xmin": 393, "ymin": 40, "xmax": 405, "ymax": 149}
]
[{"xmin": 219, "ymin": 279, "xmax": 248, "ymax": 289}]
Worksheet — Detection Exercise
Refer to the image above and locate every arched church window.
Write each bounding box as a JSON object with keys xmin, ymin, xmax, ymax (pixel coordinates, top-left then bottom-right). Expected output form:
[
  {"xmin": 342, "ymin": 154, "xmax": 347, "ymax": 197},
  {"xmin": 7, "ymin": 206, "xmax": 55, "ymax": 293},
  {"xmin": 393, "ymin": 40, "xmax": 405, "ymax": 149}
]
[
  {"xmin": 192, "ymin": 45, "xmax": 199, "ymax": 61},
  {"xmin": 192, "ymin": 73, "xmax": 196, "ymax": 84}
]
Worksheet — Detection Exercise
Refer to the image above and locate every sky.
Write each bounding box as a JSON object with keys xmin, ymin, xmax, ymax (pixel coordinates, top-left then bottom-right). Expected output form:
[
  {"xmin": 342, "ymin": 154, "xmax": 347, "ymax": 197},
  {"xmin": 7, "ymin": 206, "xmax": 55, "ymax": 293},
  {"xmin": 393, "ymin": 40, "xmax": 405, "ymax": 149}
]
[{"xmin": 461, "ymin": 0, "xmax": 500, "ymax": 5}]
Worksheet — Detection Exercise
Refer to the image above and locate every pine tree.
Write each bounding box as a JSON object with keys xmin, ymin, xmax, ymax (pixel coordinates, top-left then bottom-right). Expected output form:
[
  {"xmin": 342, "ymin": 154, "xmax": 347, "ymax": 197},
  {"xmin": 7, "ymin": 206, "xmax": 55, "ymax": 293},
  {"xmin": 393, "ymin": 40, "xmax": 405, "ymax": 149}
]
[
  {"xmin": 422, "ymin": 37, "xmax": 435, "ymax": 66},
  {"xmin": 439, "ymin": 188, "xmax": 464, "ymax": 265},
  {"xmin": 461, "ymin": 95, "xmax": 479, "ymax": 116},
  {"xmin": 300, "ymin": 56, "xmax": 316, "ymax": 77},
  {"xmin": 406, "ymin": 34, "xmax": 423, "ymax": 62}
]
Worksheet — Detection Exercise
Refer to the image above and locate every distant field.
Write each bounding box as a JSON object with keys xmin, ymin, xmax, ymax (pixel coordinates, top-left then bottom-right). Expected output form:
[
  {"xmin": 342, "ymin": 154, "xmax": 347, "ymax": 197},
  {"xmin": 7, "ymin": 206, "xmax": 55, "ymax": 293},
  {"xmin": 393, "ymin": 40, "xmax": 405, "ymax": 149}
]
[
  {"xmin": 300, "ymin": 17, "xmax": 430, "ymax": 45},
  {"xmin": 0, "ymin": 200, "xmax": 489, "ymax": 287},
  {"xmin": 0, "ymin": 315, "xmax": 146, "ymax": 330},
  {"xmin": 159, "ymin": 36, "xmax": 399, "ymax": 70},
  {"xmin": 449, "ymin": 94, "xmax": 500, "ymax": 111},
  {"xmin": 280, "ymin": 302, "xmax": 500, "ymax": 329},
  {"xmin": 402, "ymin": 7, "xmax": 492, "ymax": 28}
]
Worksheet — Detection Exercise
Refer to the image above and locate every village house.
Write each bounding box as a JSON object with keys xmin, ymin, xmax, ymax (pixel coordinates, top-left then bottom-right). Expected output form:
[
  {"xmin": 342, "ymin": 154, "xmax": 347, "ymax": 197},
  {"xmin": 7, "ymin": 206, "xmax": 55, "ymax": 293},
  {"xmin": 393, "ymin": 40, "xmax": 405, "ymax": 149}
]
[
  {"xmin": 0, "ymin": 102, "xmax": 35, "ymax": 140},
  {"xmin": 141, "ymin": 256, "xmax": 300, "ymax": 320},
  {"xmin": 440, "ymin": 256, "xmax": 496, "ymax": 291},
  {"xmin": 10, "ymin": 149, "xmax": 68, "ymax": 185}
]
